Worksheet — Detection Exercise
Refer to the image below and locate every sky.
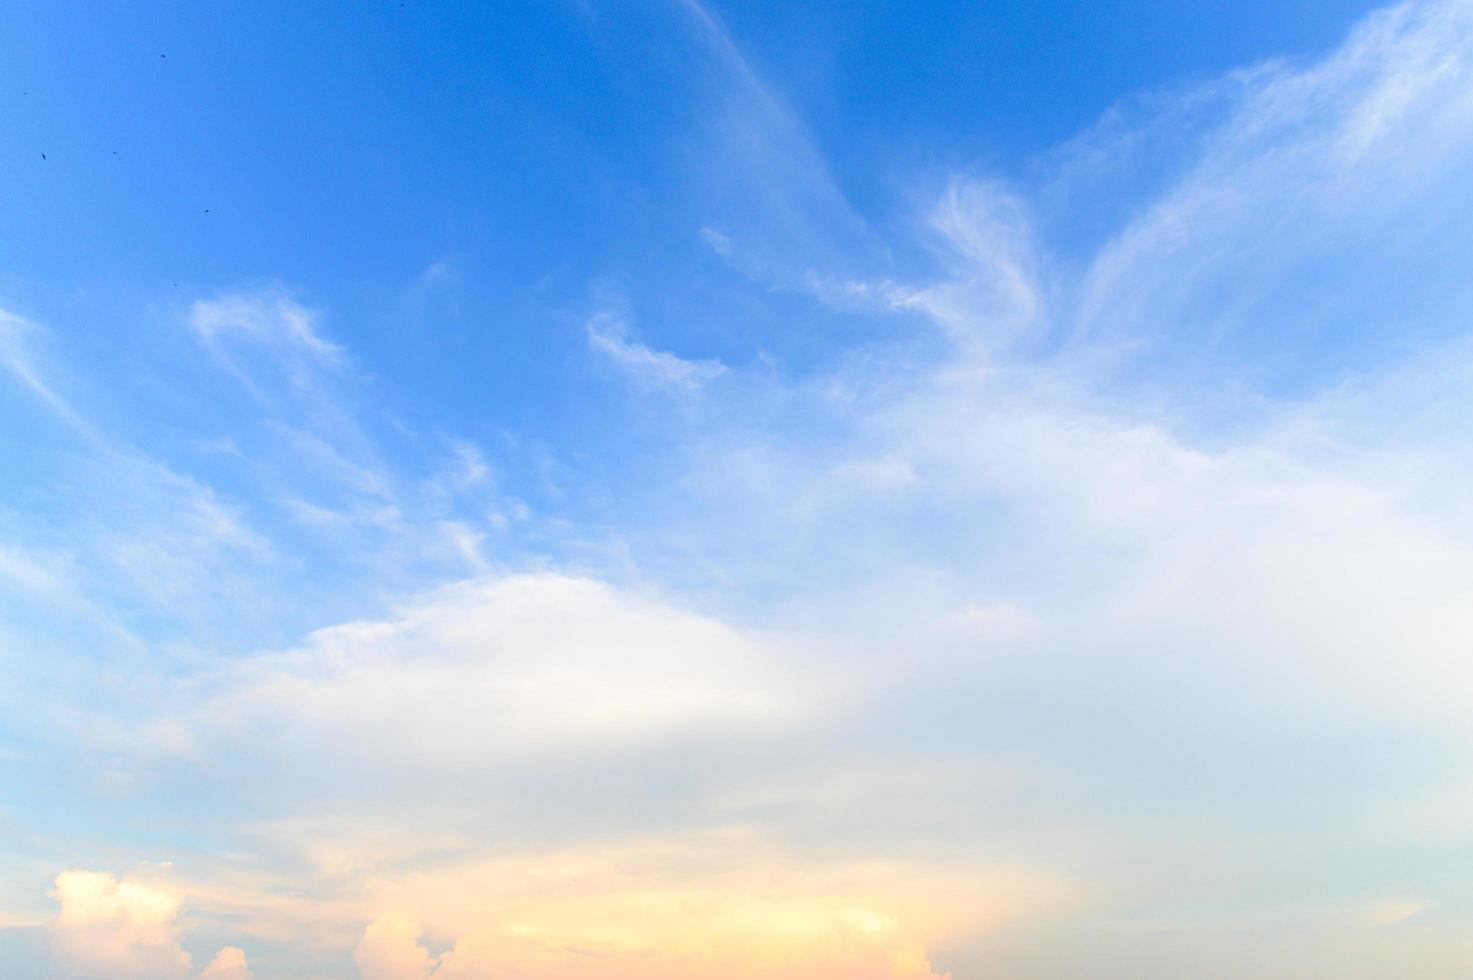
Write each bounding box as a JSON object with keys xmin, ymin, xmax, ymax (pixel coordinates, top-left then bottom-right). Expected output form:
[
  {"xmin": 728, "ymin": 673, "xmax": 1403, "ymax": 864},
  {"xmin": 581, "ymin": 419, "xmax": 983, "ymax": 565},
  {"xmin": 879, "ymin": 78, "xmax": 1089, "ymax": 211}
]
[{"xmin": 4, "ymin": 0, "xmax": 1473, "ymax": 976}]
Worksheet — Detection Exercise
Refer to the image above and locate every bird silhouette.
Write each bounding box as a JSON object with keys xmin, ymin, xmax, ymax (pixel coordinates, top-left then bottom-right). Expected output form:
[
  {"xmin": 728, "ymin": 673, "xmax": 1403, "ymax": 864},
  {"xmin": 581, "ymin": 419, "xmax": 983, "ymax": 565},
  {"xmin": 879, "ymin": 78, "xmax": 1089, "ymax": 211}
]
[{"xmin": 41, "ymin": 153, "xmax": 46, "ymax": 160}]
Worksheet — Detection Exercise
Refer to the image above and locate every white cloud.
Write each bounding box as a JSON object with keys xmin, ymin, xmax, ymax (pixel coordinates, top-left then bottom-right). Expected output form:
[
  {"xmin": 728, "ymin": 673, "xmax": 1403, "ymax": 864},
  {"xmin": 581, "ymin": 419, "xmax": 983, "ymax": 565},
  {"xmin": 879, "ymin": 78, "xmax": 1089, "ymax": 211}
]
[
  {"xmin": 190, "ymin": 291, "xmax": 341, "ymax": 362},
  {"xmin": 699, "ymin": 226, "xmax": 735, "ymax": 257},
  {"xmin": 48, "ymin": 869, "xmax": 191, "ymax": 979},
  {"xmin": 0, "ymin": 307, "xmax": 92, "ymax": 434},
  {"xmin": 47, "ymin": 869, "xmax": 250, "ymax": 980},
  {"xmin": 186, "ymin": 289, "xmax": 363, "ymax": 455},
  {"xmin": 587, "ymin": 313, "xmax": 727, "ymax": 390},
  {"xmin": 354, "ymin": 917, "xmax": 438, "ymax": 980},
  {"xmin": 156, "ymin": 573, "xmax": 816, "ymax": 780},
  {"xmin": 893, "ymin": 179, "xmax": 1042, "ymax": 346},
  {"xmin": 1073, "ymin": 0, "xmax": 1473, "ymax": 372},
  {"xmin": 197, "ymin": 946, "xmax": 252, "ymax": 979},
  {"xmin": 0, "ymin": 542, "xmax": 69, "ymax": 597}
]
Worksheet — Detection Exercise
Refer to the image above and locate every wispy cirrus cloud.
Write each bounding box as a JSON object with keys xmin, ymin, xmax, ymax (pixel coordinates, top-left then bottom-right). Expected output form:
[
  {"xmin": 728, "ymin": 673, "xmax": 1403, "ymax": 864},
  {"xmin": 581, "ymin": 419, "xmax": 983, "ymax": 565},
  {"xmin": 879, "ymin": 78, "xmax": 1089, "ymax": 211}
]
[
  {"xmin": 587, "ymin": 313, "xmax": 727, "ymax": 390},
  {"xmin": 190, "ymin": 290, "xmax": 342, "ymax": 365},
  {"xmin": 0, "ymin": 308, "xmax": 91, "ymax": 433}
]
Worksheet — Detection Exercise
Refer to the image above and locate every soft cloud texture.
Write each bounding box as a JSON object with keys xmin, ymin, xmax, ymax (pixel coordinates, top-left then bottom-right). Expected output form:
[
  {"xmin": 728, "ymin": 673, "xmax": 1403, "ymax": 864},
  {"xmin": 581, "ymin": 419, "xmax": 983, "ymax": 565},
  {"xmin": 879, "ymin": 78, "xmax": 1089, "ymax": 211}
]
[
  {"xmin": 153, "ymin": 573, "xmax": 810, "ymax": 777},
  {"xmin": 191, "ymin": 291, "xmax": 342, "ymax": 363},
  {"xmin": 8, "ymin": 1, "xmax": 1473, "ymax": 977},
  {"xmin": 198, "ymin": 947, "xmax": 253, "ymax": 980},
  {"xmin": 354, "ymin": 918, "xmax": 437, "ymax": 980},
  {"xmin": 343, "ymin": 838, "xmax": 1048, "ymax": 980},
  {"xmin": 587, "ymin": 313, "xmax": 728, "ymax": 390},
  {"xmin": 47, "ymin": 870, "xmax": 251, "ymax": 980}
]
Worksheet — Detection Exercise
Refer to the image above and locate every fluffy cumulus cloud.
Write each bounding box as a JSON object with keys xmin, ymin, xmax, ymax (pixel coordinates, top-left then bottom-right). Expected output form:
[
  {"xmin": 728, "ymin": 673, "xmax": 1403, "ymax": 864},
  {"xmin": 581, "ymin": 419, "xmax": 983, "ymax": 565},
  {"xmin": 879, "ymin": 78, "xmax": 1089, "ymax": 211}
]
[
  {"xmin": 354, "ymin": 918, "xmax": 439, "ymax": 980},
  {"xmin": 198, "ymin": 946, "xmax": 253, "ymax": 980},
  {"xmin": 47, "ymin": 870, "xmax": 250, "ymax": 980}
]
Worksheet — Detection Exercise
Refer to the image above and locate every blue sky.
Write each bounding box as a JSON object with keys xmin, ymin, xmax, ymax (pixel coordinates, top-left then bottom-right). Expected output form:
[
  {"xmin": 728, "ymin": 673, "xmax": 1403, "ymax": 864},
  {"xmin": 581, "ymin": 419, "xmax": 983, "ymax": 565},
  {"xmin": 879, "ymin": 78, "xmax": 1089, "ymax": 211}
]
[{"xmin": 7, "ymin": 1, "xmax": 1473, "ymax": 977}]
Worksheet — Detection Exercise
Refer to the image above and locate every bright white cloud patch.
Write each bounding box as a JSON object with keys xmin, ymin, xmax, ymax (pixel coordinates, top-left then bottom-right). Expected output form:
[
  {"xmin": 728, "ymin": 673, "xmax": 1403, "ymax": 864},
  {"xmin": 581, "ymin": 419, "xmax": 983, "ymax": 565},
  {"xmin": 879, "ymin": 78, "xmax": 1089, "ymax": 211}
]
[
  {"xmin": 354, "ymin": 917, "xmax": 438, "ymax": 980},
  {"xmin": 48, "ymin": 869, "xmax": 191, "ymax": 978},
  {"xmin": 47, "ymin": 870, "xmax": 250, "ymax": 980},
  {"xmin": 155, "ymin": 573, "xmax": 812, "ymax": 776}
]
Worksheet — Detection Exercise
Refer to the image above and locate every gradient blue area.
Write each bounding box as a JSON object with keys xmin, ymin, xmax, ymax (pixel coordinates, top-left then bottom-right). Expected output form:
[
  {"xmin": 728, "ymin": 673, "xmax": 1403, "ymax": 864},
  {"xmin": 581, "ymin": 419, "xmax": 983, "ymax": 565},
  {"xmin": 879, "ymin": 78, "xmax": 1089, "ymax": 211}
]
[
  {"xmin": 0, "ymin": 0, "xmax": 1385, "ymax": 585},
  {"xmin": 2, "ymin": 0, "xmax": 1379, "ymax": 385}
]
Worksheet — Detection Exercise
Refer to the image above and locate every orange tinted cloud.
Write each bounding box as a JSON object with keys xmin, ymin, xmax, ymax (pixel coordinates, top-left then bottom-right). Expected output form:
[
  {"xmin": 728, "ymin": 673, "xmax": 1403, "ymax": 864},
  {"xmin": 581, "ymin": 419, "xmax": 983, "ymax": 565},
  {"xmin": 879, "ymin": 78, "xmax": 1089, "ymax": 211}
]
[
  {"xmin": 346, "ymin": 837, "xmax": 1069, "ymax": 979},
  {"xmin": 47, "ymin": 869, "xmax": 253, "ymax": 979}
]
